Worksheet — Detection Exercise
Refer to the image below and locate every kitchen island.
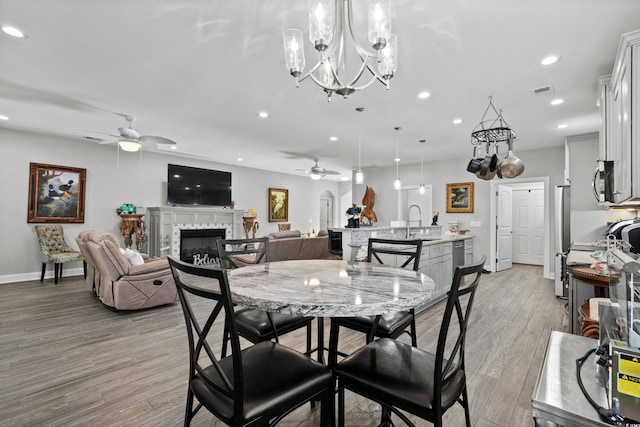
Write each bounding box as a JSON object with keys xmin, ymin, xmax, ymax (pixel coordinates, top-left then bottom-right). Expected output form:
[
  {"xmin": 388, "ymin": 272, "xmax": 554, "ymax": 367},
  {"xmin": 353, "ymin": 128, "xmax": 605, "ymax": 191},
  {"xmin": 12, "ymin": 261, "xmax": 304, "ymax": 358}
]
[{"xmin": 330, "ymin": 226, "xmax": 475, "ymax": 310}]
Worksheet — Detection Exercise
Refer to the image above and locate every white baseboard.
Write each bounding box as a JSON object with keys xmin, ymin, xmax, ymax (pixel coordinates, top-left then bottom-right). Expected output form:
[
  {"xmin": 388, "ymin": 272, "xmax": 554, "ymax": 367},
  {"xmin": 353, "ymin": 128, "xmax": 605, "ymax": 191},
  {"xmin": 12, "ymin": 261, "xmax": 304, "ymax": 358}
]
[{"xmin": 0, "ymin": 267, "xmax": 84, "ymax": 285}]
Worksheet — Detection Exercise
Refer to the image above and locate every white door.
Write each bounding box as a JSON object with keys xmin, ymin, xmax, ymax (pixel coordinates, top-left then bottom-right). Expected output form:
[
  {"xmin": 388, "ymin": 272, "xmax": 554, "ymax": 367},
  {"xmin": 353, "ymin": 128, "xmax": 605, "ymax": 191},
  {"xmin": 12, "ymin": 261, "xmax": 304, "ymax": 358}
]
[
  {"xmin": 513, "ymin": 188, "xmax": 545, "ymax": 265},
  {"xmin": 319, "ymin": 198, "xmax": 332, "ymax": 230},
  {"xmin": 496, "ymin": 185, "xmax": 513, "ymax": 271}
]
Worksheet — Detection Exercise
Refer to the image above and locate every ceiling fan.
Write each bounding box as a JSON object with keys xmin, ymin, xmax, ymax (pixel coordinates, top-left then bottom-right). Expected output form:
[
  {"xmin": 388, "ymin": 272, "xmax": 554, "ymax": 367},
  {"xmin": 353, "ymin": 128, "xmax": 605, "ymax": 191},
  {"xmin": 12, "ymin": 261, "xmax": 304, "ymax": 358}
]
[
  {"xmin": 296, "ymin": 159, "xmax": 340, "ymax": 180},
  {"xmin": 91, "ymin": 115, "xmax": 177, "ymax": 152}
]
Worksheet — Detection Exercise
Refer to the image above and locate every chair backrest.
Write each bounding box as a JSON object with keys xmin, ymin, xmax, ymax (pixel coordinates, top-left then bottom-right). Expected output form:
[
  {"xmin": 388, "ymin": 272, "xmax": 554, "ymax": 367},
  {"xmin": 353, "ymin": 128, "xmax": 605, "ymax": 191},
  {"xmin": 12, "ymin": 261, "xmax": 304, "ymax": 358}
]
[
  {"xmin": 35, "ymin": 225, "xmax": 74, "ymax": 261},
  {"xmin": 367, "ymin": 238, "xmax": 423, "ymax": 271},
  {"xmin": 167, "ymin": 256, "xmax": 245, "ymax": 423},
  {"xmin": 434, "ymin": 255, "xmax": 486, "ymax": 408},
  {"xmin": 216, "ymin": 237, "xmax": 269, "ymax": 269}
]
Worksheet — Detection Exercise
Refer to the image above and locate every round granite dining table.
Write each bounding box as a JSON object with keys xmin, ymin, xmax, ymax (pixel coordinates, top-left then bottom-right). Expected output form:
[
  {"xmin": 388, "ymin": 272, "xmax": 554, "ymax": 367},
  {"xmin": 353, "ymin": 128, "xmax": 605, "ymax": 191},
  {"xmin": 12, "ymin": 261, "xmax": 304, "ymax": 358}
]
[
  {"xmin": 228, "ymin": 259, "xmax": 436, "ymax": 364},
  {"xmin": 227, "ymin": 259, "xmax": 436, "ymax": 318}
]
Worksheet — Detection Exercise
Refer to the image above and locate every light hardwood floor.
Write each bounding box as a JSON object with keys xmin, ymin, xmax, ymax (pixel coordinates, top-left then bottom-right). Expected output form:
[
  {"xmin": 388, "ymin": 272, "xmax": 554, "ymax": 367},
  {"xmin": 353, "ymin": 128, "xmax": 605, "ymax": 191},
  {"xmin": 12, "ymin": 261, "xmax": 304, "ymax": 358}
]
[{"xmin": 0, "ymin": 263, "xmax": 567, "ymax": 426}]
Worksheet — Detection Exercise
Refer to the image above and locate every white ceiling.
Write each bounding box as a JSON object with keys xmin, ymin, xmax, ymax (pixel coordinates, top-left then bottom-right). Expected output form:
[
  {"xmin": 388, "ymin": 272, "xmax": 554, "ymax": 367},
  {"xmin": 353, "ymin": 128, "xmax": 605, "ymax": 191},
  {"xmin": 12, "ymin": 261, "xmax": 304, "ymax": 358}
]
[{"xmin": 1, "ymin": 0, "xmax": 640, "ymax": 180}]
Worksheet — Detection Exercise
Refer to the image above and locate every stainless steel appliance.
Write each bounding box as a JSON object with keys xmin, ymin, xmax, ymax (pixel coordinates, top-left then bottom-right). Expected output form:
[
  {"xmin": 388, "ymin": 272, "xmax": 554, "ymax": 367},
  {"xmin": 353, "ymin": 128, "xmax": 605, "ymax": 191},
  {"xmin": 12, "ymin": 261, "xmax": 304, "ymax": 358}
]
[
  {"xmin": 554, "ymin": 185, "xmax": 570, "ymax": 297},
  {"xmin": 592, "ymin": 160, "xmax": 614, "ymax": 203},
  {"xmin": 452, "ymin": 240, "xmax": 465, "ymax": 274}
]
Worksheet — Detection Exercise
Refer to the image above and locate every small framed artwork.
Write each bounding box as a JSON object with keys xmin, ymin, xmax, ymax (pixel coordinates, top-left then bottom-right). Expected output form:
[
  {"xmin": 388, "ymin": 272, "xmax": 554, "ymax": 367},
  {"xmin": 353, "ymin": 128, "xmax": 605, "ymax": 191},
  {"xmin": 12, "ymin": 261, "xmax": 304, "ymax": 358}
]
[
  {"xmin": 446, "ymin": 182, "xmax": 474, "ymax": 213},
  {"xmin": 268, "ymin": 188, "xmax": 288, "ymax": 222},
  {"xmin": 27, "ymin": 162, "xmax": 86, "ymax": 223}
]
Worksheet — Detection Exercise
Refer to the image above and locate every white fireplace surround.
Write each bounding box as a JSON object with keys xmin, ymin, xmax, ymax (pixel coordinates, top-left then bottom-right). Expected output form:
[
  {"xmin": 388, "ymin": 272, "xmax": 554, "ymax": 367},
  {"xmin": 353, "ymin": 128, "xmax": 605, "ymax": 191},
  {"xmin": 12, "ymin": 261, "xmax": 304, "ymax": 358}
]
[{"xmin": 147, "ymin": 206, "xmax": 244, "ymax": 258}]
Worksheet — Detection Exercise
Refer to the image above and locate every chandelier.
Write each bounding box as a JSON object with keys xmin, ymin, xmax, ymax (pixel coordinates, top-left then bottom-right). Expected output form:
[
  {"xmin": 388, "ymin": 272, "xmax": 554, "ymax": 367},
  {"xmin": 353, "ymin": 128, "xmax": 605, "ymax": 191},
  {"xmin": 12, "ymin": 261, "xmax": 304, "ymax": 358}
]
[
  {"xmin": 467, "ymin": 96, "xmax": 524, "ymax": 180},
  {"xmin": 283, "ymin": 0, "xmax": 397, "ymax": 101}
]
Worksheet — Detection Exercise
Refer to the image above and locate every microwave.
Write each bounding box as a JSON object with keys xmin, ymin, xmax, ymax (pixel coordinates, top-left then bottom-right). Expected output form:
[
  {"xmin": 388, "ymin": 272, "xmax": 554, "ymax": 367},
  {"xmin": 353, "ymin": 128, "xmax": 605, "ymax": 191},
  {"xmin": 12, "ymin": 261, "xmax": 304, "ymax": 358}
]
[{"xmin": 592, "ymin": 160, "xmax": 614, "ymax": 203}]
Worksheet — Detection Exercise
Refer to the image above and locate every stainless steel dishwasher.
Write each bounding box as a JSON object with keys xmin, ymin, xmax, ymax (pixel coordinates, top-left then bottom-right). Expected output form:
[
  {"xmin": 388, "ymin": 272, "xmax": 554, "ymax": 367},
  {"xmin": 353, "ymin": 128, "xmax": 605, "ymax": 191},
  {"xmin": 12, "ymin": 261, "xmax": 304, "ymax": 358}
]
[{"xmin": 452, "ymin": 240, "xmax": 465, "ymax": 274}]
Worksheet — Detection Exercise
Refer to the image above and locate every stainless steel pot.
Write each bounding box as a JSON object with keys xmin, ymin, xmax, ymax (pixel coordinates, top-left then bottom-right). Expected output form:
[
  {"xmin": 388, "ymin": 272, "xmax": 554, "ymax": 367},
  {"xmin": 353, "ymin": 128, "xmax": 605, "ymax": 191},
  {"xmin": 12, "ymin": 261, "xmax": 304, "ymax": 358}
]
[{"xmin": 499, "ymin": 139, "xmax": 524, "ymax": 178}]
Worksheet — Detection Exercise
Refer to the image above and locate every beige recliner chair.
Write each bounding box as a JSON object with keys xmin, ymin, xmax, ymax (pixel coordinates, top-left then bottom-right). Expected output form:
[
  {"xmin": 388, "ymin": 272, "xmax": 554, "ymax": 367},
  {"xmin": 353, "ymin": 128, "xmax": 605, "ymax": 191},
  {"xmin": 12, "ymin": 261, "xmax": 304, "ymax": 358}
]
[
  {"xmin": 76, "ymin": 230, "xmax": 97, "ymax": 291},
  {"xmin": 86, "ymin": 231, "xmax": 178, "ymax": 310}
]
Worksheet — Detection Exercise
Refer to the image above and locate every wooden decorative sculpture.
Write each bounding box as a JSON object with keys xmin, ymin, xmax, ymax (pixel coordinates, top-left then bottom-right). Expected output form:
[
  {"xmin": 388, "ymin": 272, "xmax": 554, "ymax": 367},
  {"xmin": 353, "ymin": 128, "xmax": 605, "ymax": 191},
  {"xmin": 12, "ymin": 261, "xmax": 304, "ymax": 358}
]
[{"xmin": 360, "ymin": 185, "xmax": 377, "ymax": 225}]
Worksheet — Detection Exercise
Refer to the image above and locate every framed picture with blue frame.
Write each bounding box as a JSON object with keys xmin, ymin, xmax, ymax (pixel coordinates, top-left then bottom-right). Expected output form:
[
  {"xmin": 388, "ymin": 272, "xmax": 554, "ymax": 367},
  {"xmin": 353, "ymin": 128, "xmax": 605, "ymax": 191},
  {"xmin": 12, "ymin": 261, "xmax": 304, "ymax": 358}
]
[{"xmin": 27, "ymin": 162, "xmax": 86, "ymax": 223}]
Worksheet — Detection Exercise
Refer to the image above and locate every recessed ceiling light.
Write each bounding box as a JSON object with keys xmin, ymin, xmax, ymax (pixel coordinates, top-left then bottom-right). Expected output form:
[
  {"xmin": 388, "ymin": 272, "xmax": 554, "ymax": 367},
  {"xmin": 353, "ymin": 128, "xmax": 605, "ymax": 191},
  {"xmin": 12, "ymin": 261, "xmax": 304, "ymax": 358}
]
[
  {"xmin": 394, "ymin": 157, "xmax": 400, "ymax": 162},
  {"xmin": 237, "ymin": 157, "xmax": 243, "ymax": 162},
  {"xmin": 0, "ymin": 115, "xmax": 8, "ymax": 120},
  {"xmin": 258, "ymin": 111, "xmax": 269, "ymax": 118},
  {"xmin": 169, "ymin": 146, "xmax": 177, "ymax": 150},
  {"xmin": 417, "ymin": 91, "xmax": 431, "ymax": 99},
  {"xmin": 340, "ymin": 176, "xmax": 350, "ymax": 181},
  {"xmin": 557, "ymin": 124, "xmax": 568, "ymax": 129},
  {"xmin": 2, "ymin": 26, "xmax": 26, "ymax": 38},
  {"xmin": 550, "ymin": 98, "xmax": 564, "ymax": 106},
  {"xmin": 329, "ymin": 136, "xmax": 338, "ymax": 141},
  {"xmin": 453, "ymin": 118, "xmax": 463, "ymax": 125},
  {"xmin": 541, "ymin": 55, "xmax": 558, "ymax": 65}
]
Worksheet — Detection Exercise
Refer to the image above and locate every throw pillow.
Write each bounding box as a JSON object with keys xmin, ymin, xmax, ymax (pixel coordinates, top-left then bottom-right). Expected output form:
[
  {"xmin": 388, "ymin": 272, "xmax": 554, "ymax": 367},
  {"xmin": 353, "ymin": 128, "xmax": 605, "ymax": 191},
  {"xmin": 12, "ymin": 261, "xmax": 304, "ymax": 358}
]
[{"xmin": 124, "ymin": 248, "xmax": 145, "ymax": 266}]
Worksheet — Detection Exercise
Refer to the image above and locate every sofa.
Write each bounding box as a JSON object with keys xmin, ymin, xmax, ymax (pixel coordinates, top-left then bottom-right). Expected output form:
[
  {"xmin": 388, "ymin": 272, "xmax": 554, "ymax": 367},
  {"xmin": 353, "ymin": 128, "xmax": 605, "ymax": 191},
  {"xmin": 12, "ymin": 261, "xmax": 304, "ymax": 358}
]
[
  {"xmin": 84, "ymin": 231, "xmax": 178, "ymax": 310},
  {"xmin": 233, "ymin": 230, "xmax": 341, "ymax": 266}
]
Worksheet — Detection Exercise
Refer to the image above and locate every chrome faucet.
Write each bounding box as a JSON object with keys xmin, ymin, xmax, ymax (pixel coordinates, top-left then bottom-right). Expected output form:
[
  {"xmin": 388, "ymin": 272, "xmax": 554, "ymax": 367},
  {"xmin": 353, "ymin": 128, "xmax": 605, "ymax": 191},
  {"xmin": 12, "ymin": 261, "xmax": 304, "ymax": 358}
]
[{"xmin": 407, "ymin": 204, "xmax": 422, "ymax": 237}]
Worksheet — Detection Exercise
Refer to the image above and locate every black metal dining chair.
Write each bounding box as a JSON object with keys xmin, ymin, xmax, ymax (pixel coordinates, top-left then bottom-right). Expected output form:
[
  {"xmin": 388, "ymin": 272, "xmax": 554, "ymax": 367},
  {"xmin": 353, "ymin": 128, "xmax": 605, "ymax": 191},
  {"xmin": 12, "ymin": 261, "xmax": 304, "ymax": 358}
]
[
  {"xmin": 334, "ymin": 256, "xmax": 486, "ymax": 427},
  {"xmin": 216, "ymin": 238, "xmax": 313, "ymax": 357},
  {"xmin": 329, "ymin": 238, "xmax": 423, "ymax": 363},
  {"xmin": 167, "ymin": 256, "xmax": 333, "ymax": 427}
]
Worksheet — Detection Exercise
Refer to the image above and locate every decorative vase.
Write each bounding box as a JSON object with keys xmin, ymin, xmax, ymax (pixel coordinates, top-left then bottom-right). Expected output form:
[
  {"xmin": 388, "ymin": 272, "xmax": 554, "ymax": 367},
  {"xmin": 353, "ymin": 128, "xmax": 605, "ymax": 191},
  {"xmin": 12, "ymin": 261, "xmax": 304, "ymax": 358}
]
[{"xmin": 242, "ymin": 216, "xmax": 259, "ymax": 239}]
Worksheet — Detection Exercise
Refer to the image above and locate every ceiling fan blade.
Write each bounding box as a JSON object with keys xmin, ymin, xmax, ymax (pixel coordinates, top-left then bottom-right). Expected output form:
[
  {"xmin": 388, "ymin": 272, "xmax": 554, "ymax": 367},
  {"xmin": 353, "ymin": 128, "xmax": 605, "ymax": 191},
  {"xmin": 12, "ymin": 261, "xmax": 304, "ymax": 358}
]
[
  {"xmin": 81, "ymin": 129, "xmax": 120, "ymax": 138},
  {"xmin": 325, "ymin": 170, "xmax": 340, "ymax": 175},
  {"xmin": 98, "ymin": 139, "xmax": 118, "ymax": 145},
  {"xmin": 139, "ymin": 135, "xmax": 177, "ymax": 145}
]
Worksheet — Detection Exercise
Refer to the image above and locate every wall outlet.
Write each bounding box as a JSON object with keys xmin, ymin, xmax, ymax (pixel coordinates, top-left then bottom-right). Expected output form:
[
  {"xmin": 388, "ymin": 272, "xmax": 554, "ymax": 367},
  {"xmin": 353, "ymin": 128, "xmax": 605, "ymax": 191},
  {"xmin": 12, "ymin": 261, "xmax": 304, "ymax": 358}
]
[{"xmin": 470, "ymin": 221, "xmax": 481, "ymax": 227}]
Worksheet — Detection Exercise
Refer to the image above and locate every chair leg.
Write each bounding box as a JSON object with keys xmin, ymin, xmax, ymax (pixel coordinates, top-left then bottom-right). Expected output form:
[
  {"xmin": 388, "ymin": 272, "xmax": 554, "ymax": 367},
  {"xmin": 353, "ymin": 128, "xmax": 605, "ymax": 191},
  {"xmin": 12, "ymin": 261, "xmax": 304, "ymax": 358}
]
[
  {"xmin": 306, "ymin": 321, "xmax": 312, "ymax": 356},
  {"xmin": 83, "ymin": 260, "xmax": 87, "ymax": 279},
  {"xmin": 54, "ymin": 263, "xmax": 60, "ymax": 284},
  {"xmin": 410, "ymin": 308, "xmax": 417, "ymax": 347},
  {"xmin": 40, "ymin": 263, "xmax": 46, "ymax": 282},
  {"xmin": 184, "ymin": 387, "xmax": 195, "ymax": 427},
  {"xmin": 337, "ymin": 386, "xmax": 345, "ymax": 427},
  {"xmin": 461, "ymin": 384, "xmax": 471, "ymax": 427},
  {"xmin": 328, "ymin": 319, "xmax": 341, "ymax": 369},
  {"xmin": 59, "ymin": 263, "xmax": 64, "ymax": 282}
]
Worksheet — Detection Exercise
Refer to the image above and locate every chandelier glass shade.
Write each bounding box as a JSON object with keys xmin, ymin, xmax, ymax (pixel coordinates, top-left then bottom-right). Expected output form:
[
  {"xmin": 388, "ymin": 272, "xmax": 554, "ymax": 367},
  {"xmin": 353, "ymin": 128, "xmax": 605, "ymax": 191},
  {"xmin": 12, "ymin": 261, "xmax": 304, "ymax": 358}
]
[{"xmin": 283, "ymin": 0, "xmax": 397, "ymax": 101}]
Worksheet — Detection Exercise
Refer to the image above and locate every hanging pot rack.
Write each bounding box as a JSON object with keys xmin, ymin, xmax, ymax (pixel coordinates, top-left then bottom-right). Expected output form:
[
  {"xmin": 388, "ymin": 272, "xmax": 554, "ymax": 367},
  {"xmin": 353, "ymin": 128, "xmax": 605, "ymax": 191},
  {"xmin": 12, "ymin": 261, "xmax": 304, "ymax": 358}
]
[
  {"xmin": 467, "ymin": 96, "xmax": 524, "ymax": 180},
  {"xmin": 470, "ymin": 96, "xmax": 517, "ymax": 146}
]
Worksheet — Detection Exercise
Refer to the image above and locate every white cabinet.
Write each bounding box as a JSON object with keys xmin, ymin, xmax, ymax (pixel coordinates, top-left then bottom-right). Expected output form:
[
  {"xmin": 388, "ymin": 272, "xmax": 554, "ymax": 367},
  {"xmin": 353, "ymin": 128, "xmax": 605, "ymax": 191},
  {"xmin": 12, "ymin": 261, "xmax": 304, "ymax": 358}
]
[
  {"xmin": 419, "ymin": 241, "xmax": 453, "ymax": 304},
  {"xmin": 464, "ymin": 238, "xmax": 474, "ymax": 265},
  {"xmin": 597, "ymin": 75, "xmax": 613, "ymax": 162},
  {"xmin": 604, "ymin": 30, "xmax": 640, "ymax": 204}
]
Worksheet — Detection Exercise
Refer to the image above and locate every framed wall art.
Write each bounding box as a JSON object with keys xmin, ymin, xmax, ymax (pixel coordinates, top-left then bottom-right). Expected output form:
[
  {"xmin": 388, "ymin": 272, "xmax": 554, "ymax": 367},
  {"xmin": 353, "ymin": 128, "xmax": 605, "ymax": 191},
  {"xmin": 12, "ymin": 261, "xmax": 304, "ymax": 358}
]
[
  {"xmin": 446, "ymin": 182, "xmax": 474, "ymax": 213},
  {"xmin": 268, "ymin": 188, "xmax": 288, "ymax": 222},
  {"xmin": 27, "ymin": 162, "xmax": 86, "ymax": 223}
]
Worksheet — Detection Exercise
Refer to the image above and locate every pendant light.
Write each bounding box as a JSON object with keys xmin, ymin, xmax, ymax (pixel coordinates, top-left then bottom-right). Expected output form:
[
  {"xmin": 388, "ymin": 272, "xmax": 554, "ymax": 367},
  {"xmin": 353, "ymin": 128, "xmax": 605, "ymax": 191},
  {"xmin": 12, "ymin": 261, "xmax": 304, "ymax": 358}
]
[
  {"xmin": 419, "ymin": 139, "xmax": 426, "ymax": 194},
  {"xmin": 393, "ymin": 126, "xmax": 401, "ymax": 190},
  {"xmin": 355, "ymin": 107, "xmax": 364, "ymax": 184}
]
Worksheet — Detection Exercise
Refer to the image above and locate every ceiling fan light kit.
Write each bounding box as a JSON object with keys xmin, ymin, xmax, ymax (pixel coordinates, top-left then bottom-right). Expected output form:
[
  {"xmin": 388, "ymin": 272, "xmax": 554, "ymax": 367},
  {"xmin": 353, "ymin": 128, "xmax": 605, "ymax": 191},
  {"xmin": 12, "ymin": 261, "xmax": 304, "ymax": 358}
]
[
  {"xmin": 467, "ymin": 96, "xmax": 524, "ymax": 180},
  {"xmin": 118, "ymin": 140, "xmax": 142, "ymax": 152},
  {"xmin": 283, "ymin": 0, "xmax": 397, "ymax": 101}
]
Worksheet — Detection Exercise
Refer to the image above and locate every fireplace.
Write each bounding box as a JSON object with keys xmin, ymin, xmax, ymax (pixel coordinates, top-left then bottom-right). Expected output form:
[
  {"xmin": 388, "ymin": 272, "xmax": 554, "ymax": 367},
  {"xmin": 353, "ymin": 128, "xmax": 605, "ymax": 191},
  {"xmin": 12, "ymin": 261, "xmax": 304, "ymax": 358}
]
[{"xmin": 180, "ymin": 228, "xmax": 226, "ymax": 265}]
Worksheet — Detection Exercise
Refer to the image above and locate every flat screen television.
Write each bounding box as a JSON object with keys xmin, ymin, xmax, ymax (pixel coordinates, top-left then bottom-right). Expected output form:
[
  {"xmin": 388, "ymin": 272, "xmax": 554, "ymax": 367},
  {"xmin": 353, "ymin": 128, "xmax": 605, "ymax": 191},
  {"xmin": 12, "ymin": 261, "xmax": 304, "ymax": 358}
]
[{"xmin": 167, "ymin": 164, "xmax": 232, "ymax": 206}]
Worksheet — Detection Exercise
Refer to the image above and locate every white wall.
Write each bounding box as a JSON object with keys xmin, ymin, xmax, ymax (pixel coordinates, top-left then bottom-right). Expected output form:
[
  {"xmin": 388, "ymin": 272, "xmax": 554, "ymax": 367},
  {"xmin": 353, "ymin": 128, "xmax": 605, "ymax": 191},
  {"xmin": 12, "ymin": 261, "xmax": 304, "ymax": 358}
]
[{"xmin": 1, "ymin": 127, "xmax": 341, "ymax": 283}]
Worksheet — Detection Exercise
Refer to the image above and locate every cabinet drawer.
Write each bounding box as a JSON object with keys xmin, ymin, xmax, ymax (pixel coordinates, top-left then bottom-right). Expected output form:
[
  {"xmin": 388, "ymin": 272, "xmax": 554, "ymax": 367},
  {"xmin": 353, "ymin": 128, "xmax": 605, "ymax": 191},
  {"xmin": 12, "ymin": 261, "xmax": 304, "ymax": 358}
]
[
  {"xmin": 464, "ymin": 239, "xmax": 473, "ymax": 249},
  {"xmin": 427, "ymin": 242, "xmax": 452, "ymax": 258}
]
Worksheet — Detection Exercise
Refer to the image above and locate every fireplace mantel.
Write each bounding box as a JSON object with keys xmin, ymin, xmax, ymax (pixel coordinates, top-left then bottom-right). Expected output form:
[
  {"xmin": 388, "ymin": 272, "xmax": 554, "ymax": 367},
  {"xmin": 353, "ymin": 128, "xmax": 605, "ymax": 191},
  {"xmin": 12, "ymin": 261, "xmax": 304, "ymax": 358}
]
[{"xmin": 147, "ymin": 206, "xmax": 244, "ymax": 258}]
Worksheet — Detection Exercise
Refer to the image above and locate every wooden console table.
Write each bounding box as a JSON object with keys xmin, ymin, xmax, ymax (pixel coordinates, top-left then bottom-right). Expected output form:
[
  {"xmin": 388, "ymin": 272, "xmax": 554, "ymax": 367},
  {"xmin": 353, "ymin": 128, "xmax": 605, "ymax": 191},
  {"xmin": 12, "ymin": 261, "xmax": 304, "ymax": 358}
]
[{"xmin": 119, "ymin": 213, "xmax": 144, "ymax": 249}]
